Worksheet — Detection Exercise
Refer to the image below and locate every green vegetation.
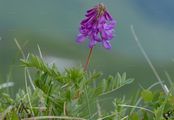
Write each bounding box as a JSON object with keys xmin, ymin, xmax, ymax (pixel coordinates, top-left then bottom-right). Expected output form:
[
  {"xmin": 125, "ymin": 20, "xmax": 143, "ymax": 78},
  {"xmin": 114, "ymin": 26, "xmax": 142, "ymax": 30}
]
[
  {"xmin": 0, "ymin": 53, "xmax": 134, "ymax": 120},
  {"xmin": 0, "ymin": 52, "xmax": 174, "ymax": 120}
]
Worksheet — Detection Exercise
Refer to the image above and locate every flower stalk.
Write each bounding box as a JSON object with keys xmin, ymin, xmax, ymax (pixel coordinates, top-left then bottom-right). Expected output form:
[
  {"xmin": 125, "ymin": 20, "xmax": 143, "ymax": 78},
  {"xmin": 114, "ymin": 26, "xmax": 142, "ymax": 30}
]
[{"xmin": 84, "ymin": 47, "xmax": 93, "ymax": 71}]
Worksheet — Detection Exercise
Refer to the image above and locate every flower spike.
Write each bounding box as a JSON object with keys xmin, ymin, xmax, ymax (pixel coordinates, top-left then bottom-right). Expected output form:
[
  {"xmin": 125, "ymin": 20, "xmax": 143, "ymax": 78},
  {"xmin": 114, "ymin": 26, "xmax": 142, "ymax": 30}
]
[{"xmin": 76, "ymin": 3, "xmax": 116, "ymax": 49}]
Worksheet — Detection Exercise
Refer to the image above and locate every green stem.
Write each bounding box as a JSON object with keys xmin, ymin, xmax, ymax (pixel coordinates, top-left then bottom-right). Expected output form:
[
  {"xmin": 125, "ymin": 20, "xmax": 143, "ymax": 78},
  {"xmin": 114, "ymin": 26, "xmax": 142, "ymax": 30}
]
[{"xmin": 84, "ymin": 47, "xmax": 93, "ymax": 71}]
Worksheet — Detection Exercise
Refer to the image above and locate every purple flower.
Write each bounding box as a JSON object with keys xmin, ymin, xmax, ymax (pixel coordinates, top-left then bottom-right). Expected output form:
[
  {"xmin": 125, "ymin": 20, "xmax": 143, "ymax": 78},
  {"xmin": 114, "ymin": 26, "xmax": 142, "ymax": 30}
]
[{"xmin": 76, "ymin": 3, "xmax": 116, "ymax": 49}]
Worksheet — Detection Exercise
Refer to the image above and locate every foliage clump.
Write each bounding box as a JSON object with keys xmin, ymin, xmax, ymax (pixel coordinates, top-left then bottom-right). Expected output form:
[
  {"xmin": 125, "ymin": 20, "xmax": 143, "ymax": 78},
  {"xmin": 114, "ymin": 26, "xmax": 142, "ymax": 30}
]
[
  {"xmin": 1, "ymin": 54, "xmax": 174, "ymax": 120},
  {"xmin": 0, "ymin": 54, "xmax": 134, "ymax": 120}
]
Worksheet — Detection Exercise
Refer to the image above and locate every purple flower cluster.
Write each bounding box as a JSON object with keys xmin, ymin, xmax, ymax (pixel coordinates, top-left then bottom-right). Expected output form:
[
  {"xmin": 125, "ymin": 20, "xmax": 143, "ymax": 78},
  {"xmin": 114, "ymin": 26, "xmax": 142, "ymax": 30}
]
[{"xmin": 76, "ymin": 3, "xmax": 116, "ymax": 49}]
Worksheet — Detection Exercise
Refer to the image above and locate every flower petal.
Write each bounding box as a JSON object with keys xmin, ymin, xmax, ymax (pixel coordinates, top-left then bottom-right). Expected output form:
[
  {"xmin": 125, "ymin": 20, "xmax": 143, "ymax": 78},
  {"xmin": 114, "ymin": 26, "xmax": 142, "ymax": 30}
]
[
  {"xmin": 92, "ymin": 32, "xmax": 101, "ymax": 42},
  {"xmin": 76, "ymin": 34, "xmax": 86, "ymax": 43},
  {"xmin": 105, "ymin": 29, "xmax": 114, "ymax": 39},
  {"xmin": 85, "ymin": 10, "xmax": 96, "ymax": 17},
  {"xmin": 89, "ymin": 39, "xmax": 97, "ymax": 48},
  {"xmin": 103, "ymin": 22, "xmax": 115, "ymax": 30},
  {"xmin": 103, "ymin": 41, "xmax": 111, "ymax": 49},
  {"xmin": 101, "ymin": 30, "xmax": 108, "ymax": 40},
  {"xmin": 104, "ymin": 11, "xmax": 113, "ymax": 20},
  {"xmin": 87, "ymin": 8, "xmax": 96, "ymax": 13},
  {"xmin": 98, "ymin": 16, "xmax": 106, "ymax": 24}
]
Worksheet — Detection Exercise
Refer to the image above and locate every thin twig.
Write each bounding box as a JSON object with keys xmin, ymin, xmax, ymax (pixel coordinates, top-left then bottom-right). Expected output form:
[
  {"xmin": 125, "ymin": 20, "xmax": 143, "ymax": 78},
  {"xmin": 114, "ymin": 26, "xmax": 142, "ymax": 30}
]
[
  {"xmin": 97, "ymin": 113, "xmax": 117, "ymax": 120},
  {"xmin": 130, "ymin": 25, "xmax": 168, "ymax": 94},
  {"xmin": 63, "ymin": 102, "xmax": 67, "ymax": 116},
  {"xmin": 84, "ymin": 47, "xmax": 93, "ymax": 71},
  {"xmin": 84, "ymin": 87, "xmax": 92, "ymax": 117},
  {"xmin": 14, "ymin": 39, "xmax": 35, "ymax": 116},
  {"xmin": 99, "ymin": 84, "xmax": 125, "ymax": 96},
  {"xmin": 119, "ymin": 104, "xmax": 154, "ymax": 114},
  {"xmin": 130, "ymin": 81, "xmax": 164, "ymax": 114},
  {"xmin": 14, "ymin": 38, "xmax": 25, "ymax": 59},
  {"xmin": 89, "ymin": 112, "xmax": 98, "ymax": 120},
  {"xmin": 120, "ymin": 115, "xmax": 128, "ymax": 120},
  {"xmin": 37, "ymin": 44, "xmax": 43, "ymax": 59},
  {"xmin": 164, "ymin": 71, "xmax": 173, "ymax": 86},
  {"xmin": 22, "ymin": 116, "xmax": 87, "ymax": 120},
  {"xmin": 26, "ymin": 69, "xmax": 36, "ymax": 90}
]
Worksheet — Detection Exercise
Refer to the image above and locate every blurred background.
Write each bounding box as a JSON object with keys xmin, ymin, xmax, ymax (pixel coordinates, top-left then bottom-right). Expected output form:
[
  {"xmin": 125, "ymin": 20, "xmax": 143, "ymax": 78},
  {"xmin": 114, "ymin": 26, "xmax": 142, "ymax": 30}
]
[{"xmin": 0, "ymin": 0, "xmax": 174, "ymax": 98}]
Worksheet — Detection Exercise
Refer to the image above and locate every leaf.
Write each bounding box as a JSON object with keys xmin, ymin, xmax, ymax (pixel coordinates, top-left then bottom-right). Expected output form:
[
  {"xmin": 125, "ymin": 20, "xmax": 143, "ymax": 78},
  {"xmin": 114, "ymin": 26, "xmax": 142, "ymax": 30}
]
[
  {"xmin": 141, "ymin": 90, "xmax": 153, "ymax": 102},
  {"xmin": 168, "ymin": 96, "xmax": 174, "ymax": 105},
  {"xmin": 20, "ymin": 54, "xmax": 63, "ymax": 83},
  {"xmin": 143, "ymin": 110, "xmax": 149, "ymax": 120},
  {"xmin": 130, "ymin": 113, "xmax": 139, "ymax": 120},
  {"xmin": 97, "ymin": 73, "xmax": 134, "ymax": 96}
]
